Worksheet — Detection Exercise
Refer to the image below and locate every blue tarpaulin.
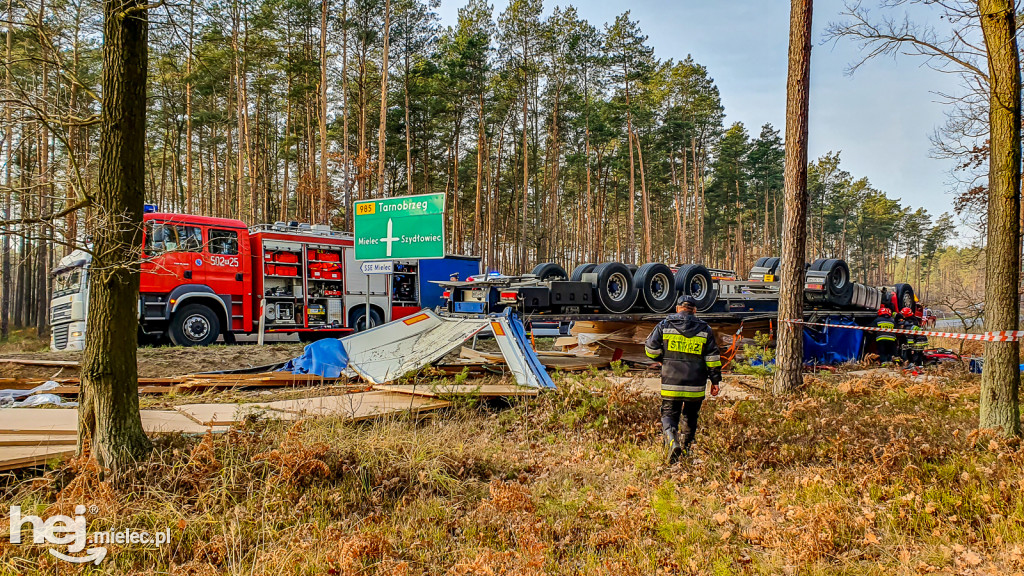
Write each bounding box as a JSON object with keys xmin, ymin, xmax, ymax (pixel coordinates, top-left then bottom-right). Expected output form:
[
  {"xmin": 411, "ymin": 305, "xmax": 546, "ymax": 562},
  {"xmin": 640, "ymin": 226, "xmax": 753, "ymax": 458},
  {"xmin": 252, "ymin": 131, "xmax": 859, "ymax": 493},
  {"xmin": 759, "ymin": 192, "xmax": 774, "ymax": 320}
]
[
  {"xmin": 802, "ymin": 317, "xmax": 864, "ymax": 365},
  {"xmin": 280, "ymin": 338, "xmax": 350, "ymax": 378}
]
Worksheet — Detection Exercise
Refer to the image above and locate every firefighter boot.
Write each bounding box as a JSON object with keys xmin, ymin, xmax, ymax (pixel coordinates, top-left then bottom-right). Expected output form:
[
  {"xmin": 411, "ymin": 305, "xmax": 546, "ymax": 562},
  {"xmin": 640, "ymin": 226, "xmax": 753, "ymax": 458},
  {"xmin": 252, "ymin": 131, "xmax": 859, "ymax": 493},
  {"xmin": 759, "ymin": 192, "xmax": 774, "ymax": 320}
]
[{"xmin": 664, "ymin": 428, "xmax": 682, "ymax": 465}]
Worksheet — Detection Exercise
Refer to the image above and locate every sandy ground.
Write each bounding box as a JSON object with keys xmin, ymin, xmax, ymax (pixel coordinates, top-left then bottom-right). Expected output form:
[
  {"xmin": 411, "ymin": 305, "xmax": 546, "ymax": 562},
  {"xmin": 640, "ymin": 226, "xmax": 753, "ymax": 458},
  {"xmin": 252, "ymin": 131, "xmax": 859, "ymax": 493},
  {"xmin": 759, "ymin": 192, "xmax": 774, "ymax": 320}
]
[{"xmin": 0, "ymin": 341, "xmax": 307, "ymax": 380}]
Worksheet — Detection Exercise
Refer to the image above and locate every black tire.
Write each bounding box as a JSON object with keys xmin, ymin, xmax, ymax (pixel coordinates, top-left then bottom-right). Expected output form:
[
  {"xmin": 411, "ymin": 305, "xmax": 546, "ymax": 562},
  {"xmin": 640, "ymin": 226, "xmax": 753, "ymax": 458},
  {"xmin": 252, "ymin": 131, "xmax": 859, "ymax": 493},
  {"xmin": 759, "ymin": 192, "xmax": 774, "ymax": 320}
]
[
  {"xmin": 168, "ymin": 304, "xmax": 221, "ymax": 347},
  {"xmin": 754, "ymin": 257, "xmax": 768, "ymax": 267},
  {"xmin": 894, "ymin": 283, "xmax": 915, "ymax": 311},
  {"xmin": 674, "ymin": 264, "xmax": 716, "ymax": 311},
  {"xmin": 591, "ymin": 262, "xmax": 638, "ymax": 313},
  {"xmin": 819, "ymin": 259, "xmax": 852, "ymax": 306},
  {"xmin": 809, "ymin": 258, "xmax": 830, "ymax": 271},
  {"xmin": 634, "ymin": 263, "xmax": 676, "ymax": 313},
  {"xmin": 531, "ymin": 262, "xmax": 568, "ymax": 281},
  {"xmin": 764, "ymin": 257, "xmax": 781, "ymax": 275},
  {"xmin": 351, "ymin": 307, "xmax": 384, "ymax": 332},
  {"xmin": 570, "ymin": 263, "xmax": 597, "ymax": 281}
]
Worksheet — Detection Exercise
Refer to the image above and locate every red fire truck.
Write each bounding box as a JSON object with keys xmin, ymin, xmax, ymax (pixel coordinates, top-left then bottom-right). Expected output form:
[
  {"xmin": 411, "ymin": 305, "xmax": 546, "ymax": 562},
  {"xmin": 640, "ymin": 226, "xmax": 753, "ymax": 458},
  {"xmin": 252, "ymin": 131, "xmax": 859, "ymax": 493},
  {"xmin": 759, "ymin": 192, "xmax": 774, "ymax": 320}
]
[{"xmin": 49, "ymin": 212, "xmax": 480, "ymax": 350}]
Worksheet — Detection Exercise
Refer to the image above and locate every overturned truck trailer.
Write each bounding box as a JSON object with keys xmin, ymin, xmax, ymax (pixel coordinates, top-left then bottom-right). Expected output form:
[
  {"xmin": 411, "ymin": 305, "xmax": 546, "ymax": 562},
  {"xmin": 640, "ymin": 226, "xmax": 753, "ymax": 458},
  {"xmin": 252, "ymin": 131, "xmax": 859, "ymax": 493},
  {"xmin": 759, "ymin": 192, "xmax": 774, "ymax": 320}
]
[{"xmin": 436, "ymin": 257, "xmax": 921, "ymax": 334}]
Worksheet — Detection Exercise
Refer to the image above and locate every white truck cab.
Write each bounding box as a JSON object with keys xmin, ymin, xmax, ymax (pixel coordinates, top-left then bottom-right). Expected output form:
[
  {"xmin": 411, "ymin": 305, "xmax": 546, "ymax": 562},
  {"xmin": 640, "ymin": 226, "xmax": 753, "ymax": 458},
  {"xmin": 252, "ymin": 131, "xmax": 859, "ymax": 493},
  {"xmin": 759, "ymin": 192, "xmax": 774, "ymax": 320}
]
[{"xmin": 50, "ymin": 249, "xmax": 90, "ymax": 351}]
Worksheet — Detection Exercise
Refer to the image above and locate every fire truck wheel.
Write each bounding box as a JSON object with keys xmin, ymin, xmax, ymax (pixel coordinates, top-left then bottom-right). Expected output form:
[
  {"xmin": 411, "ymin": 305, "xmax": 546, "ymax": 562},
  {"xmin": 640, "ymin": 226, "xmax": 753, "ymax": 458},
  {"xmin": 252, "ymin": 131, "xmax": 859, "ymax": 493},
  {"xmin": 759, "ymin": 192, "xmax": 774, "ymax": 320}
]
[
  {"xmin": 168, "ymin": 304, "xmax": 221, "ymax": 347},
  {"xmin": 352, "ymin": 308, "xmax": 383, "ymax": 332}
]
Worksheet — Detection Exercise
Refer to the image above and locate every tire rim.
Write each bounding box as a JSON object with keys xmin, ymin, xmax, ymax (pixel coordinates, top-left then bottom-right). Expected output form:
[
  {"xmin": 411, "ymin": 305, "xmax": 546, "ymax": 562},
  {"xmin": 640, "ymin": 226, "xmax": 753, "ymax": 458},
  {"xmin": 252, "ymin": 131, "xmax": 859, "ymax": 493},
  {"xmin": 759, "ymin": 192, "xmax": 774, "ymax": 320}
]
[
  {"xmin": 651, "ymin": 273, "xmax": 671, "ymax": 300},
  {"xmin": 831, "ymin": 267, "xmax": 847, "ymax": 290},
  {"xmin": 358, "ymin": 315, "xmax": 377, "ymax": 331},
  {"xmin": 183, "ymin": 314, "xmax": 211, "ymax": 342},
  {"xmin": 607, "ymin": 272, "xmax": 629, "ymax": 302},
  {"xmin": 689, "ymin": 275, "xmax": 708, "ymax": 300}
]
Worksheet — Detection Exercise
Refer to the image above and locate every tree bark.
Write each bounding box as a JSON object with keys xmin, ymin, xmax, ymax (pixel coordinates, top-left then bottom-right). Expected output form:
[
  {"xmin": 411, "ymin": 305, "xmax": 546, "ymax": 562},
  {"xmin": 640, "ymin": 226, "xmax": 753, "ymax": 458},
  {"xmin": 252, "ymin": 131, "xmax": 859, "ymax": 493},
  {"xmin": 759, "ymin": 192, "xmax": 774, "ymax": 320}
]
[
  {"xmin": 376, "ymin": 0, "xmax": 391, "ymax": 198},
  {"xmin": 78, "ymin": 0, "xmax": 153, "ymax": 473},
  {"xmin": 979, "ymin": 0, "xmax": 1021, "ymax": 436},
  {"xmin": 318, "ymin": 0, "xmax": 329, "ymax": 222},
  {"xmin": 773, "ymin": 0, "xmax": 812, "ymax": 395},
  {"xmin": 2, "ymin": 0, "xmax": 13, "ymax": 340}
]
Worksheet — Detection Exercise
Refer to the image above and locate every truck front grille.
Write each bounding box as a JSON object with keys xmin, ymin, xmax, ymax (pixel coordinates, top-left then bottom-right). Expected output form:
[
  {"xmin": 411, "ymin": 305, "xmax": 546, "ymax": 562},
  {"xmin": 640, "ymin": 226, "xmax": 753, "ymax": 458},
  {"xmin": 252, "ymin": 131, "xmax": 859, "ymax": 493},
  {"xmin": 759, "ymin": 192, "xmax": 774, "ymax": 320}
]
[
  {"xmin": 52, "ymin": 323, "xmax": 69, "ymax": 350},
  {"xmin": 50, "ymin": 303, "xmax": 72, "ymax": 324}
]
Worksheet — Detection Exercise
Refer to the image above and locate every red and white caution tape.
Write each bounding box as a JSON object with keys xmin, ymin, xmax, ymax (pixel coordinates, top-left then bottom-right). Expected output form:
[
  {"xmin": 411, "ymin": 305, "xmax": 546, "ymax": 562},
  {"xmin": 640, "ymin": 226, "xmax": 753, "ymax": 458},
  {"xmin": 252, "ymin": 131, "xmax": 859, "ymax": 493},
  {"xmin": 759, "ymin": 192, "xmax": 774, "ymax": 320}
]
[{"xmin": 780, "ymin": 319, "xmax": 1024, "ymax": 342}]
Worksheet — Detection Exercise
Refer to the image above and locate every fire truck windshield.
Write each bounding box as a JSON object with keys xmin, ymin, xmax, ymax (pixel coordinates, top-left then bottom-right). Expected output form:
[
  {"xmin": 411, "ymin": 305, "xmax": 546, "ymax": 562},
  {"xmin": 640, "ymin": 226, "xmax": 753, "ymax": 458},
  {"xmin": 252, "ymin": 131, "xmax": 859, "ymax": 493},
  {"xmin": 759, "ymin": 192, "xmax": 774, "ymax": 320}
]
[{"xmin": 53, "ymin": 268, "xmax": 83, "ymax": 298}]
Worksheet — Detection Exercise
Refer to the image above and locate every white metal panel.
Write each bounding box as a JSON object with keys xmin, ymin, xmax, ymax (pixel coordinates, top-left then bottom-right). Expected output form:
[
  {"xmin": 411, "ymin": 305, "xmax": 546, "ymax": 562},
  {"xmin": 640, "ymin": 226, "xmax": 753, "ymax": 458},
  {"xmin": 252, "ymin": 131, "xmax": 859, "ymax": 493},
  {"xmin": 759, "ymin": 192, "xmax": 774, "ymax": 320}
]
[{"xmin": 341, "ymin": 309, "xmax": 488, "ymax": 384}]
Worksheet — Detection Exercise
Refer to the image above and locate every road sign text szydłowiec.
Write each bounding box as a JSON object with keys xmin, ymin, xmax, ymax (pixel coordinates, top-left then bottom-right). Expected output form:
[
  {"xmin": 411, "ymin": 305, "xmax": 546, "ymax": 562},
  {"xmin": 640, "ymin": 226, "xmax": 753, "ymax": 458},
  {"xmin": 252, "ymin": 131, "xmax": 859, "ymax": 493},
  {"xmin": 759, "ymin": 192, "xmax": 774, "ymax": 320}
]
[{"xmin": 353, "ymin": 193, "xmax": 445, "ymax": 260}]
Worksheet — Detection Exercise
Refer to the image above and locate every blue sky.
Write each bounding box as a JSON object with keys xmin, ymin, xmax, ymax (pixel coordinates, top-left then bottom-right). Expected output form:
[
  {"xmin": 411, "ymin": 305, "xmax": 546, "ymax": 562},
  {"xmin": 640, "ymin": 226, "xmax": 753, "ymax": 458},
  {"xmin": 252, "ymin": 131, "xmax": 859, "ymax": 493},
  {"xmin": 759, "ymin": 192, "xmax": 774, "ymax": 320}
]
[{"xmin": 434, "ymin": 0, "xmax": 966, "ymax": 221}]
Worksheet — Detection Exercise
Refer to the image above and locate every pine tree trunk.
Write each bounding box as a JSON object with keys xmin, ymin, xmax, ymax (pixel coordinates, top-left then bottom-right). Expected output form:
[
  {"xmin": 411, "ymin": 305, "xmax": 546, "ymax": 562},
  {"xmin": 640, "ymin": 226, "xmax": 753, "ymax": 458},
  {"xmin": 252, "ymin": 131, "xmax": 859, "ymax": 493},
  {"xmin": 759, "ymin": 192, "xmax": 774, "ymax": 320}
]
[
  {"xmin": 376, "ymin": 0, "xmax": 390, "ymax": 198},
  {"xmin": 185, "ymin": 0, "xmax": 194, "ymax": 213},
  {"xmin": 979, "ymin": 0, "xmax": 1021, "ymax": 436},
  {"xmin": 474, "ymin": 93, "xmax": 485, "ymax": 254},
  {"xmin": 78, "ymin": 0, "xmax": 153, "ymax": 473},
  {"xmin": 340, "ymin": 0, "xmax": 350, "ymax": 229},
  {"xmin": 773, "ymin": 0, "xmax": 812, "ymax": 396},
  {"xmin": 318, "ymin": 0, "xmax": 329, "ymax": 222},
  {"xmin": 634, "ymin": 131, "xmax": 652, "ymax": 262},
  {"xmin": 2, "ymin": 0, "xmax": 12, "ymax": 339}
]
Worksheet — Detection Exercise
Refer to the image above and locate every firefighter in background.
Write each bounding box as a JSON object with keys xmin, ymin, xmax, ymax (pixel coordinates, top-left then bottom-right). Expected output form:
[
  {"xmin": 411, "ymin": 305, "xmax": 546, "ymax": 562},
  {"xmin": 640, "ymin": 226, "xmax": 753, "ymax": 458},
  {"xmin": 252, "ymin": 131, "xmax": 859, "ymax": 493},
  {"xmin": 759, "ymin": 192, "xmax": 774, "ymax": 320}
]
[
  {"xmin": 898, "ymin": 307, "xmax": 925, "ymax": 366},
  {"xmin": 645, "ymin": 295, "xmax": 722, "ymax": 464},
  {"xmin": 873, "ymin": 307, "xmax": 898, "ymax": 364},
  {"xmin": 910, "ymin": 307, "xmax": 928, "ymax": 366}
]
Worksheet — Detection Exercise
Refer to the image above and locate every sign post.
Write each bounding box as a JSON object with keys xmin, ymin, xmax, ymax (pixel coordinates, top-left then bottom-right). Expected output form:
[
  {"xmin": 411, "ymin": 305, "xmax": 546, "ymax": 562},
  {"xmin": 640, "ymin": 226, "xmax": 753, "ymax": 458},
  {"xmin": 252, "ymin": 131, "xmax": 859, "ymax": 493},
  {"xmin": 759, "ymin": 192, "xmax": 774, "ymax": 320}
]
[
  {"xmin": 353, "ymin": 193, "xmax": 445, "ymax": 261},
  {"xmin": 359, "ymin": 261, "xmax": 394, "ymax": 330}
]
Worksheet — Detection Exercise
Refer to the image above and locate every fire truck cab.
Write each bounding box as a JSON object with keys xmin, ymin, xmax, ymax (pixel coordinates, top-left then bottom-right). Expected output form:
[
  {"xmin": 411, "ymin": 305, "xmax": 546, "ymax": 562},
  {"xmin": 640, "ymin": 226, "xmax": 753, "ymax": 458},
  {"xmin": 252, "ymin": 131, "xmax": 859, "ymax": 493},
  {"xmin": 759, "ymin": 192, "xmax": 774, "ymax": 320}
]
[{"xmin": 50, "ymin": 212, "xmax": 480, "ymax": 350}]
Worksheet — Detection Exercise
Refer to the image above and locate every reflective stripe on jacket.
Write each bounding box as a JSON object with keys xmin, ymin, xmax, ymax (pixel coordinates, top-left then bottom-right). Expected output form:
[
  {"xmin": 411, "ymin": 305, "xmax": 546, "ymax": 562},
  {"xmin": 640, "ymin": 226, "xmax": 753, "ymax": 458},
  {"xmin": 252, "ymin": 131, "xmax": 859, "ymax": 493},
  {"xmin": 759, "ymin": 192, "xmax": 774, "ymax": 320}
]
[
  {"xmin": 873, "ymin": 316, "xmax": 896, "ymax": 342},
  {"xmin": 645, "ymin": 313, "xmax": 722, "ymax": 400}
]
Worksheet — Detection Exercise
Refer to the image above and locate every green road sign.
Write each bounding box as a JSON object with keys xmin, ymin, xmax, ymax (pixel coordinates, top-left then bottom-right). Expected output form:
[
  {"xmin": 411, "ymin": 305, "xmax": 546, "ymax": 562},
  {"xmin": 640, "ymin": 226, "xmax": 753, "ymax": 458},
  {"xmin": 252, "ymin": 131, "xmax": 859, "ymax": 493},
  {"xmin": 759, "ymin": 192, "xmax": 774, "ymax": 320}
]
[{"xmin": 353, "ymin": 193, "xmax": 445, "ymax": 260}]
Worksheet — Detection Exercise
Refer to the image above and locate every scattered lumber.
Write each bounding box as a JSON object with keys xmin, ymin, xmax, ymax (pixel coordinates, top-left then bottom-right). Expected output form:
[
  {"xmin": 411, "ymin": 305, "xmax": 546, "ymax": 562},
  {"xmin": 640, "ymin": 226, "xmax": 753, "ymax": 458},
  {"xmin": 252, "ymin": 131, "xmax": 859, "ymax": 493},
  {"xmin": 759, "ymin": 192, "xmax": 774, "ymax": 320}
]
[
  {"xmin": 375, "ymin": 384, "xmax": 539, "ymax": 398},
  {"xmin": 0, "ymin": 358, "xmax": 79, "ymax": 367},
  {"xmin": 0, "ymin": 445, "xmax": 77, "ymax": 472},
  {"xmin": 260, "ymin": 391, "xmax": 450, "ymax": 421},
  {"xmin": 459, "ymin": 346, "xmax": 609, "ymax": 371}
]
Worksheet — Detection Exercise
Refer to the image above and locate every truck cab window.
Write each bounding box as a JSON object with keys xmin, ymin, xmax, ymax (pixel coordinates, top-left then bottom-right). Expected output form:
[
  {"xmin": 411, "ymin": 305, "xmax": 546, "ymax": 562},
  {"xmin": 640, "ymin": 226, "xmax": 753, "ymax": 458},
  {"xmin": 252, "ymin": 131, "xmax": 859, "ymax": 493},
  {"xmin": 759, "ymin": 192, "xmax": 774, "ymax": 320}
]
[
  {"xmin": 146, "ymin": 224, "xmax": 203, "ymax": 255},
  {"xmin": 209, "ymin": 229, "xmax": 239, "ymax": 255}
]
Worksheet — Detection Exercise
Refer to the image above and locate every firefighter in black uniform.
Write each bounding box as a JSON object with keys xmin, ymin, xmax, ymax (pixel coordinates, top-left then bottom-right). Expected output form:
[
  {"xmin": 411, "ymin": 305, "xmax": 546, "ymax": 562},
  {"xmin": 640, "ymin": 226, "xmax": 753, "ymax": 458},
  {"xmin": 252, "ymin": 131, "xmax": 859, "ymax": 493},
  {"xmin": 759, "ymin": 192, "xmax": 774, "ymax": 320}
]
[
  {"xmin": 898, "ymin": 307, "xmax": 924, "ymax": 366},
  {"xmin": 873, "ymin": 307, "xmax": 898, "ymax": 365},
  {"xmin": 645, "ymin": 295, "xmax": 722, "ymax": 464}
]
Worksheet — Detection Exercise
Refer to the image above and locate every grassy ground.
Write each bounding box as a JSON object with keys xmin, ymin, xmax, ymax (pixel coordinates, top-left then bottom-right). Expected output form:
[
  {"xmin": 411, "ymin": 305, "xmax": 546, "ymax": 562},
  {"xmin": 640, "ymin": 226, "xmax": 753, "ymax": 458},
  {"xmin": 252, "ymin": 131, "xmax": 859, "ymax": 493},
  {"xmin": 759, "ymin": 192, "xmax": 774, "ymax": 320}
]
[{"xmin": 1, "ymin": 367, "xmax": 1022, "ymax": 575}]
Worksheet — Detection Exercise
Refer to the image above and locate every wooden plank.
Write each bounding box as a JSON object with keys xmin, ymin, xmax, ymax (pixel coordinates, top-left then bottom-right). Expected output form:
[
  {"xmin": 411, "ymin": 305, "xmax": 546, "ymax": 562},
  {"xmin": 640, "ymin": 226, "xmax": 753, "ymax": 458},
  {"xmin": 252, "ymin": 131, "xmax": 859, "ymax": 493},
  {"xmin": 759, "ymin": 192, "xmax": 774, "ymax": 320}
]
[
  {"xmin": 0, "ymin": 445, "xmax": 76, "ymax": 471},
  {"xmin": 0, "ymin": 358, "xmax": 79, "ymax": 367},
  {"xmin": 374, "ymin": 384, "xmax": 539, "ymax": 398},
  {"xmin": 173, "ymin": 403, "xmax": 297, "ymax": 426},
  {"xmin": 139, "ymin": 410, "xmax": 231, "ymax": 434},
  {"xmin": 262, "ymin": 391, "xmax": 449, "ymax": 421},
  {"xmin": 0, "ymin": 434, "xmax": 77, "ymax": 447},
  {"xmin": 0, "ymin": 408, "xmax": 228, "ymax": 435},
  {"xmin": 0, "ymin": 408, "xmax": 78, "ymax": 435}
]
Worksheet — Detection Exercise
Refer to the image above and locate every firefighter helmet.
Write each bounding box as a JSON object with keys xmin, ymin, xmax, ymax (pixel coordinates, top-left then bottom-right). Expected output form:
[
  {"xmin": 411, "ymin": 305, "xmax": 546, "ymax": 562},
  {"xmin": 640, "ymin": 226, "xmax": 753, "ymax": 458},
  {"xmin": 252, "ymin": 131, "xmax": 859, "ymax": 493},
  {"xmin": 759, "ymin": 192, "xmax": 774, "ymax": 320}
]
[
  {"xmin": 878, "ymin": 307, "xmax": 891, "ymax": 316},
  {"xmin": 900, "ymin": 307, "xmax": 913, "ymax": 318}
]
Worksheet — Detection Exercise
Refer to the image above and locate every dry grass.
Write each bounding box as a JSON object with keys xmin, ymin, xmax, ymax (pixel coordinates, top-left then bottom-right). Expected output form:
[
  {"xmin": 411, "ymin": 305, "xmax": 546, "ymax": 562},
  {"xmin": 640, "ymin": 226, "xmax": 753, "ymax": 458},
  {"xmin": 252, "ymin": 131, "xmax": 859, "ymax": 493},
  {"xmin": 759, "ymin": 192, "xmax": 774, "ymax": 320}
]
[{"xmin": 2, "ymin": 367, "xmax": 1023, "ymax": 575}]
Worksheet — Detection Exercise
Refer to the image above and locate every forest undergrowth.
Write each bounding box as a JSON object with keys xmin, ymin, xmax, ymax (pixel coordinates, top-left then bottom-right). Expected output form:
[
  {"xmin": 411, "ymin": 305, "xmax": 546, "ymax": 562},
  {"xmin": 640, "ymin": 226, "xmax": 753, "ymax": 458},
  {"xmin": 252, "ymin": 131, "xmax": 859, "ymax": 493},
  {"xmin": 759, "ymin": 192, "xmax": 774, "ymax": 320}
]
[{"xmin": 1, "ymin": 367, "xmax": 1021, "ymax": 575}]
